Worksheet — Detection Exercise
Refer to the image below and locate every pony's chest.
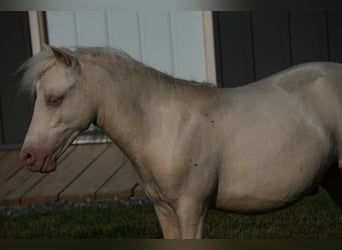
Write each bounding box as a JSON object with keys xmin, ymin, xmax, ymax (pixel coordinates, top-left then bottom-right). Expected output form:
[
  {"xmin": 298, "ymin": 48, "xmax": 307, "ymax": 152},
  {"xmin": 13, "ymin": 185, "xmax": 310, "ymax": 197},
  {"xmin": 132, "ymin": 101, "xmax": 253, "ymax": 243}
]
[
  {"xmin": 132, "ymin": 160, "xmax": 185, "ymax": 205},
  {"xmin": 130, "ymin": 160, "xmax": 168, "ymax": 203}
]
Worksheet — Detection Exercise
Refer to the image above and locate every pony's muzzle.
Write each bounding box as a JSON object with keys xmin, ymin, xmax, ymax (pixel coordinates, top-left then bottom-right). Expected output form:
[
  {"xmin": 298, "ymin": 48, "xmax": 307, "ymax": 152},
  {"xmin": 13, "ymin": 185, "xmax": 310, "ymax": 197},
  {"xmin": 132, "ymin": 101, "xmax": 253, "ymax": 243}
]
[{"xmin": 20, "ymin": 146, "xmax": 56, "ymax": 173}]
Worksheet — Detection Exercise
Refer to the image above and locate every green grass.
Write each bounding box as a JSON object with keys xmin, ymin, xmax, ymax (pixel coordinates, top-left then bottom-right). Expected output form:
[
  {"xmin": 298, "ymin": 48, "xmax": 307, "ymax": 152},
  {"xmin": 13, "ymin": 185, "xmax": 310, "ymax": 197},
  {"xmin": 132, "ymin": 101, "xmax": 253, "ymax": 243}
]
[{"xmin": 1, "ymin": 191, "xmax": 342, "ymax": 239}]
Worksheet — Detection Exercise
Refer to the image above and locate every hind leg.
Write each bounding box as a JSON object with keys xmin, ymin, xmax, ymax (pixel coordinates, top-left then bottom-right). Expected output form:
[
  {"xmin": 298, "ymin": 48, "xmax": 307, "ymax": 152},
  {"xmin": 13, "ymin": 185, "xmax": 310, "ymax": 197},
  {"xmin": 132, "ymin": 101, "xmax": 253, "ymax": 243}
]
[{"xmin": 320, "ymin": 161, "xmax": 342, "ymax": 208}]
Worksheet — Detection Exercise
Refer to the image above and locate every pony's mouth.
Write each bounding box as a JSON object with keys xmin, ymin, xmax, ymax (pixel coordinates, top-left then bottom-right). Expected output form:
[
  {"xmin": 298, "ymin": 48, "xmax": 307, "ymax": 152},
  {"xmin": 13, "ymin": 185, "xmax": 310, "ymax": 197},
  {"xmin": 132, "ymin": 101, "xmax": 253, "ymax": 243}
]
[
  {"xmin": 40, "ymin": 155, "xmax": 57, "ymax": 173},
  {"xmin": 26, "ymin": 154, "xmax": 57, "ymax": 173}
]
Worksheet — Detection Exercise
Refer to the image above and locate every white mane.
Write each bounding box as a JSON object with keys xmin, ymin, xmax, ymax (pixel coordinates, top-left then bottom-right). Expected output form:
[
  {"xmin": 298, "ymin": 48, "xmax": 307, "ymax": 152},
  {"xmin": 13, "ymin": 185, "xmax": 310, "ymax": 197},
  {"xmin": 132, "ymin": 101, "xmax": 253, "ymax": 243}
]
[{"xmin": 20, "ymin": 46, "xmax": 212, "ymax": 95}]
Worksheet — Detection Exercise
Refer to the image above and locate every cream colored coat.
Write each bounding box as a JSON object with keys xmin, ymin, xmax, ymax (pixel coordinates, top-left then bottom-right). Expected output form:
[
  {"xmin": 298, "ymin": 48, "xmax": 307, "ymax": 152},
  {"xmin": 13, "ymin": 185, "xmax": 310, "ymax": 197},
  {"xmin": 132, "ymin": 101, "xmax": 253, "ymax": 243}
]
[{"xmin": 20, "ymin": 46, "xmax": 342, "ymax": 238}]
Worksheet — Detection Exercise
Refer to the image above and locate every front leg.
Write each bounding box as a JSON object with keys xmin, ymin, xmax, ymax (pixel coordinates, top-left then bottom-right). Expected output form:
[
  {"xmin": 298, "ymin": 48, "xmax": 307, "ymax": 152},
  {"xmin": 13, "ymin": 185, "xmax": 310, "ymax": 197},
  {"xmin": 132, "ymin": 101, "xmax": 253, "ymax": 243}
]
[
  {"xmin": 154, "ymin": 198, "xmax": 208, "ymax": 239},
  {"xmin": 154, "ymin": 203, "xmax": 181, "ymax": 239},
  {"xmin": 177, "ymin": 198, "xmax": 209, "ymax": 239},
  {"xmin": 143, "ymin": 181, "xmax": 181, "ymax": 238}
]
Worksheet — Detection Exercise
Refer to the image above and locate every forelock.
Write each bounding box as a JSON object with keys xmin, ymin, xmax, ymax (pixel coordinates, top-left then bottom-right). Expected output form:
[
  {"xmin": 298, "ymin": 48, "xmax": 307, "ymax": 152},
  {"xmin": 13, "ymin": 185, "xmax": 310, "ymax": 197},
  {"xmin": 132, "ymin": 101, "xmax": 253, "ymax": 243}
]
[{"xmin": 19, "ymin": 49, "xmax": 56, "ymax": 95}]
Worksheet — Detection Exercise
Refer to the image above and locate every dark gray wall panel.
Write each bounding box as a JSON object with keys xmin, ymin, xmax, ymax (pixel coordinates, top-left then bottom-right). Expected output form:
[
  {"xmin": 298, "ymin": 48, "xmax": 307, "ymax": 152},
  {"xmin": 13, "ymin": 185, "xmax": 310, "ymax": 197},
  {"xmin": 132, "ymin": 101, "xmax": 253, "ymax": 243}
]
[
  {"xmin": 214, "ymin": 11, "xmax": 341, "ymax": 88},
  {"xmin": 0, "ymin": 12, "xmax": 33, "ymax": 145}
]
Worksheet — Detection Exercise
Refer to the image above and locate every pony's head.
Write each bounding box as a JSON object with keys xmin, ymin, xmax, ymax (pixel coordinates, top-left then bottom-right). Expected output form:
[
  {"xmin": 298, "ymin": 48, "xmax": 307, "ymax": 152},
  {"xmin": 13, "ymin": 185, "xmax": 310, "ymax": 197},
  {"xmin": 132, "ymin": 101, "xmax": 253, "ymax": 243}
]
[{"xmin": 19, "ymin": 46, "xmax": 97, "ymax": 172}]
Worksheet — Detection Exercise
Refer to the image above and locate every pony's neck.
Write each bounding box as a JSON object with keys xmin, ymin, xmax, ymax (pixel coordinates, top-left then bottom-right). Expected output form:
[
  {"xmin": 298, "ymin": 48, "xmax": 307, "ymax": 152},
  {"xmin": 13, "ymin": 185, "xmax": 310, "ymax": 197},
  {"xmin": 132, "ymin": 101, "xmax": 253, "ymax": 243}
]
[{"xmin": 86, "ymin": 57, "xmax": 176, "ymax": 160}]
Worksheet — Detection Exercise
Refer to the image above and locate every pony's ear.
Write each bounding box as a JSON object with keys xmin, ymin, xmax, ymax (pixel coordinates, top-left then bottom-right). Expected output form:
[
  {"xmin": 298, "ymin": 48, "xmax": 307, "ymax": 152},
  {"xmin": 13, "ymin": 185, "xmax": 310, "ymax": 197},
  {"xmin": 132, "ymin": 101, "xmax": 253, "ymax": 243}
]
[{"xmin": 50, "ymin": 46, "xmax": 78, "ymax": 68}]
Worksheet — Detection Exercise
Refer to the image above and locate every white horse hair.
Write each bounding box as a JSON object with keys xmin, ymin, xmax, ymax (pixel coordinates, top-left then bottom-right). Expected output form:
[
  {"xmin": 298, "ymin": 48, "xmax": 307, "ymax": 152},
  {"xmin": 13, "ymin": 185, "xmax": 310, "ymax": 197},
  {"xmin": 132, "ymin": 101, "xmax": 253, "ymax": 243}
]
[{"xmin": 20, "ymin": 45, "xmax": 342, "ymax": 238}]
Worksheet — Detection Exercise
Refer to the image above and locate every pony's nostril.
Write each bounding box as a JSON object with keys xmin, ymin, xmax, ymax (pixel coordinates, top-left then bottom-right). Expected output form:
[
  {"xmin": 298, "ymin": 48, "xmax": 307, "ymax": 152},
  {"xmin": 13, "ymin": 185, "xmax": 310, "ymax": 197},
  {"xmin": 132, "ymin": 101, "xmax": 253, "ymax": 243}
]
[
  {"xmin": 25, "ymin": 152, "xmax": 32, "ymax": 160},
  {"xmin": 22, "ymin": 151, "xmax": 35, "ymax": 166}
]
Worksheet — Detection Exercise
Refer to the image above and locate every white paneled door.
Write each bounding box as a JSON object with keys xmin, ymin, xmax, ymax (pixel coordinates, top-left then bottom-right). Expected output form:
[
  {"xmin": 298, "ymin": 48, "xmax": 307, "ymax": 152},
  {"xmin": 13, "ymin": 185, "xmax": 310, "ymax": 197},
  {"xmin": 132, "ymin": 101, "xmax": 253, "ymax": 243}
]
[{"xmin": 46, "ymin": 11, "xmax": 208, "ymax": 83}]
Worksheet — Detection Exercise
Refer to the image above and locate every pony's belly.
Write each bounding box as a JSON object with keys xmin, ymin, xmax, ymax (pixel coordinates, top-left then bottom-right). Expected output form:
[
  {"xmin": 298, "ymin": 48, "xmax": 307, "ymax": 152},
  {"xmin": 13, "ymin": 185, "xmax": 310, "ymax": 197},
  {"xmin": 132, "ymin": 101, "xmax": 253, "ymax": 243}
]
[
  {"xmin": 215, "ymin": 161, "xmax": 322, "ymax": 214},
  {"xmin": 215, "ymin": 192, "xmax": 297, "ymax": 213},
  {"xmin": 214, "ymin": 159, "xmax": 323, "ymax": 214},
  {"xmin": 215, "ymin": 115, "xmax": 331, "ymax": 214}
]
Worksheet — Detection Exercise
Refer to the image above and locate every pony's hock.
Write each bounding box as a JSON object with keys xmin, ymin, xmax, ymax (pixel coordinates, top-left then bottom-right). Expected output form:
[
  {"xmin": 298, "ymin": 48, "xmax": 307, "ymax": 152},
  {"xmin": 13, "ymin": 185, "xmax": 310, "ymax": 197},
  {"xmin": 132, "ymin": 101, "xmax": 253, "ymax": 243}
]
[{"xmin": 20, "ymin": 45, "xmax": 342, "ymax": 239}]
